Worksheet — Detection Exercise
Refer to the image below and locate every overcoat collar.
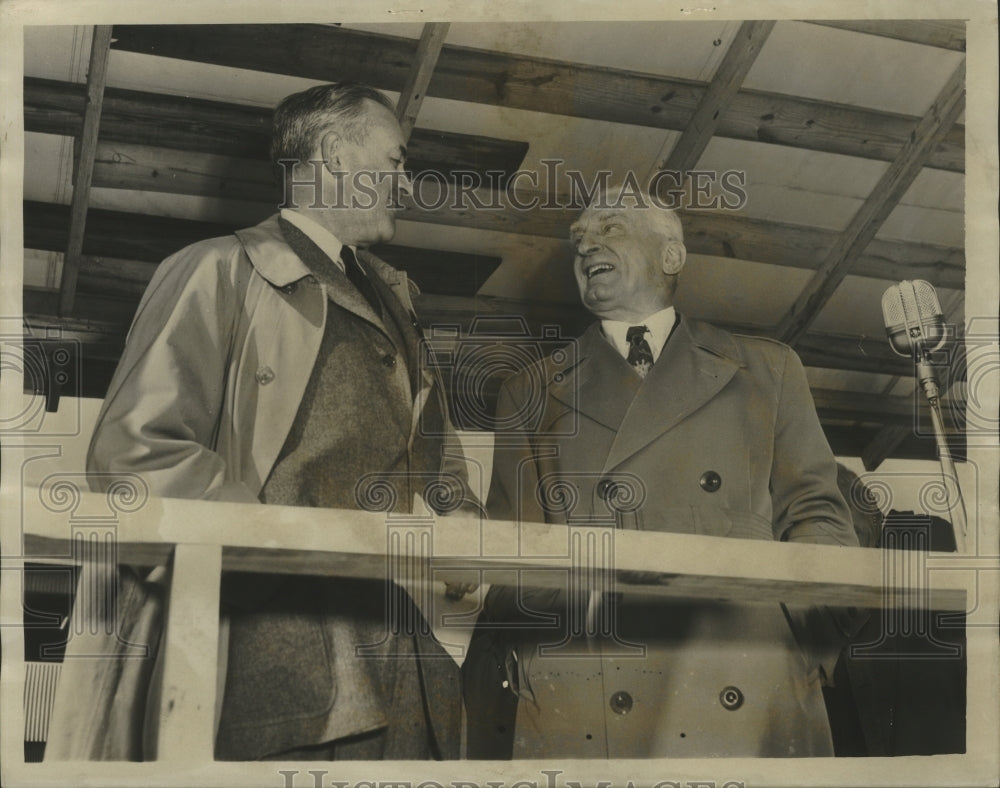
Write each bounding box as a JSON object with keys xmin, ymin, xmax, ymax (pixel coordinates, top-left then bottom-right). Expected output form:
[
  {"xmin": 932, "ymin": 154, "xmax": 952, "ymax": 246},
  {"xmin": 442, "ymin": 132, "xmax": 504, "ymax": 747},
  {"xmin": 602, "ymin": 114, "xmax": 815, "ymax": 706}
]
[
  {"xmin": 236, "ymin": 214, "xmax": 420, "ymax": 299},
  {"xmin": 548, "ymin": 315, "xmax": 746, "ymax": 470}
]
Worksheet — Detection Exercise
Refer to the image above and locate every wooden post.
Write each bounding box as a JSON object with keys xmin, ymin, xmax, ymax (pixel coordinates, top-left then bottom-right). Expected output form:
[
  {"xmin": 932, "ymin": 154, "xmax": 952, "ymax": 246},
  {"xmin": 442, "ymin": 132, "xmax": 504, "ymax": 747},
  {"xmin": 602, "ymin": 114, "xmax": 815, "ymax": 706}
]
[
  {"xmin": 148, "ymin": 543, "xmax": 222, "ymax": 762},
  {"xmin": 652, "ymin": 19, "xmax": 775, "ymax": 199},
  {"xmin": 776, "ymin": 59, "xmax": 966, "ymax": 346},
  {"xmin": 395, "ymin": 23, "xmax": 450, "ymax": 142},
  {"xmin": 58, "ymin": 25, "xmax": 113, "ymax": 317}
]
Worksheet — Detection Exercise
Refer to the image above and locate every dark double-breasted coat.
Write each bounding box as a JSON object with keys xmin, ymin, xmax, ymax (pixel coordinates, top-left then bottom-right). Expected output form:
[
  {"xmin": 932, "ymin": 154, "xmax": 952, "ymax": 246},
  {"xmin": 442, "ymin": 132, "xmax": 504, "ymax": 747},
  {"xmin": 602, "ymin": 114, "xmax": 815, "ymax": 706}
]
[{"xmin": 467, "ymin": 316, "xmax": 859, "ymax": 758}]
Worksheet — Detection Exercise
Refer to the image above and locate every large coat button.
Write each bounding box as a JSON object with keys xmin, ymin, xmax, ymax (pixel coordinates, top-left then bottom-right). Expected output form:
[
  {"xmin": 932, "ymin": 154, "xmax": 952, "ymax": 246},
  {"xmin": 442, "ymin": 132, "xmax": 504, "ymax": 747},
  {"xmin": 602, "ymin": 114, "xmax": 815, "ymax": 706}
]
[
  {"xmin": 382, "ymin": 353, "xmax": 397, "ymax": 368},
  {"xmin": 719, "ymin": 686, "xmax": 744, "ymax": 710},
  {"xmin": 699, "ymin": 470, "xmax": 722, "ymax": 492},
  {"xmin": 596, "ymin": 478, "xmax": 615, "ymax": 500},
  {"xmin": 255, "ymin": 366, "xmax": 276, "ymax": 385},
  {"xmin": 609, "ymin": 690, "xmax": 633, "ymax": 715}
]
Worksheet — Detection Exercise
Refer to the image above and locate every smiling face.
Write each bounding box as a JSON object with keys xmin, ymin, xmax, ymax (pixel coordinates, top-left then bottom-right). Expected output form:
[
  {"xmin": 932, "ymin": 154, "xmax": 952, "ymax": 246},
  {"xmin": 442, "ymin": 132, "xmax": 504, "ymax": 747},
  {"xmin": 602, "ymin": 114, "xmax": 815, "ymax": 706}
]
[
  {"xmin": 569, "ymin": 205, "xmax": 686, "ymax": 322},
  {"xmin": 318, "ymin": 100, "xmax": 411, "ymax": 246}
]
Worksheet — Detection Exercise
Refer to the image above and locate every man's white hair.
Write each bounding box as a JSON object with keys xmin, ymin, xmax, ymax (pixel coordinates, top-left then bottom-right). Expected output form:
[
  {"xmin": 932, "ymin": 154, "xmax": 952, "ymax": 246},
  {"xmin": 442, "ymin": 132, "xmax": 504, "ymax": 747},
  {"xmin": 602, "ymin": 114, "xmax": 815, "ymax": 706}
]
[{"xmin": 584, "ymin": 184, "xmax": 684, "ymax": 244}]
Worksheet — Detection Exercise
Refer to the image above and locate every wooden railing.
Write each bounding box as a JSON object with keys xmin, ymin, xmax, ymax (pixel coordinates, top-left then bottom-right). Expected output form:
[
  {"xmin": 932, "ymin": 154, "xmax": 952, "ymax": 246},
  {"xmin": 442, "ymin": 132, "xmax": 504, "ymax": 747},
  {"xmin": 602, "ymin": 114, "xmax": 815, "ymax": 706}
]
[{"xmin": 5, "ymin": 486, "xmax": 984, "ymax": 787}]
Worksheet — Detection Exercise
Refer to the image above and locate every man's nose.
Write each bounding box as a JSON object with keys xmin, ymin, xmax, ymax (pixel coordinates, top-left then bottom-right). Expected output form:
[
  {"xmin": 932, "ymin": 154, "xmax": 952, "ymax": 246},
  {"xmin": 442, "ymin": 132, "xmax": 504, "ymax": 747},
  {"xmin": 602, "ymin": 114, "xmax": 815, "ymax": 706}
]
[{"xmin": 576, "ymin": 235, "xmax": 601, "ymax": 256}]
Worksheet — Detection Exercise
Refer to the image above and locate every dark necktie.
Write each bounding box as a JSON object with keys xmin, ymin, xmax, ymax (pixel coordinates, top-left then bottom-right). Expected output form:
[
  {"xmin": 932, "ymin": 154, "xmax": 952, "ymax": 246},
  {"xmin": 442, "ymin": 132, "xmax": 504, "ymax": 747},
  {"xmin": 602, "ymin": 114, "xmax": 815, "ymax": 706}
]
[
  {"xmin": 626, "ymin": 325, "xmax": 655, "ymax": 378},
  {"xmin": 342, "ymin": 246, "xmax": 382, "ymax": 317}
]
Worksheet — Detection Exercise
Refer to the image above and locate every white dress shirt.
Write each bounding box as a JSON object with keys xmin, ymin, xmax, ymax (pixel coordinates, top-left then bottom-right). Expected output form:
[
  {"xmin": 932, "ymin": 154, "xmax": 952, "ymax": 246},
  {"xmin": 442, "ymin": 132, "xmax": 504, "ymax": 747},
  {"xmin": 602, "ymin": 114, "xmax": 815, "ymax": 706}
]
[{"xmin": 601, "ymin": 306, "xmax": 677, "ymax": 363}]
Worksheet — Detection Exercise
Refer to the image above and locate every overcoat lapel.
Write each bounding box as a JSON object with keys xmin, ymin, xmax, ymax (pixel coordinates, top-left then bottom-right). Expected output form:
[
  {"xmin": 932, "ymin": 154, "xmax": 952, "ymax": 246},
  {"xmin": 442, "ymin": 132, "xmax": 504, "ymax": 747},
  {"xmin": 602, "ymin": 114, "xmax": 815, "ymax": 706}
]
[
  {"xmin": 605, "ymin": 316, "xmax": 744, "ymax": 471},
  {"xmin": 278, "ymin": 218, "xmax": 391, "ymax": 338},
  {"xmin": 549, "ymin": 323, "xmax": 641, "ymax": 433}
]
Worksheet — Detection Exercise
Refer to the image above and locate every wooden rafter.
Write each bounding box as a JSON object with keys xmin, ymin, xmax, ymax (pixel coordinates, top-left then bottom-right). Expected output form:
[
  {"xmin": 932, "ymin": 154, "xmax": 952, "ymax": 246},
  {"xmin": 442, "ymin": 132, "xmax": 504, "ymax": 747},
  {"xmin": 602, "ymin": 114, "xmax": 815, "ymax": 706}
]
[
  {"xmin": 26, "ymin": 77, "xmax": 530, "ymax": 186},
  {"xmin": 862, "ymin": 424, "xmax": 915, "ymax": 470},
  {"xmin": 395, "ymin": 22, "xmax": 450, "ymax": 142},
  {"xmin": 807, "ymin": 20, "xmax": 966, "ymax": 52},
  {"xmin": 57, "ymin": 25, "xmax": 113, "ymax": 317},
  {"xmin": 50, "ymin": 126, "xmax": 967, "ymax": 288},
  {"xmin": 108, "ymin": 24, "xmax": 965, "ymax": 173},
  {"xmin": 23, "ymin": 284, "xmax": 919, "ymax": 380},
  {"xmin": 775, "ymin": 59, "xmax": 966, "ymax": 346},
  {"xmin": 655, "ymin": 20, "xmax": 775, "ymax": 184},
  {"xmin": 810, "ymin": 387, "xmax": 966, "ymax": 426}
]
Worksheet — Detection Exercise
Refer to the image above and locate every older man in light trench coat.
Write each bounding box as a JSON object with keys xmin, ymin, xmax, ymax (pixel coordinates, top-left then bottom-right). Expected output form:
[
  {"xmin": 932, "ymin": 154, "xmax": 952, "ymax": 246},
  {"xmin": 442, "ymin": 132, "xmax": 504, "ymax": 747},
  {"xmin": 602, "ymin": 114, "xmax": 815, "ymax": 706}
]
[{"xmin": 464, "ymin": 190, "xmax": 861, "ymax": 759}]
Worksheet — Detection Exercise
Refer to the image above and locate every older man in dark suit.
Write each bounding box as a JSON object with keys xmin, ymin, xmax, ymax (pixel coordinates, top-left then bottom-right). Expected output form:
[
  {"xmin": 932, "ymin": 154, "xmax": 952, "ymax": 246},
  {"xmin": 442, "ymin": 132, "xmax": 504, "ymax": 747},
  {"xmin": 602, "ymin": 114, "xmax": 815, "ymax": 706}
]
[
  {"xmin": 88, "ymin": 83, "xmax": 478, "ymax": 760},
  {"xmin": 464, "ymin": 190, "xmax": 860, "ymax": 758}
]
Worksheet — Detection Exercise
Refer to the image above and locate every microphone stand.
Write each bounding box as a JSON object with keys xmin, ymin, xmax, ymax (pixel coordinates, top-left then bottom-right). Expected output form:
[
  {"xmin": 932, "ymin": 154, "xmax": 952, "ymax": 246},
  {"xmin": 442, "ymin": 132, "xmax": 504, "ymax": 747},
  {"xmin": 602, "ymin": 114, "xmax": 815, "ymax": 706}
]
[{"xmin": 915, "ymin": 348, "xmax": 968, "ymax": 553}]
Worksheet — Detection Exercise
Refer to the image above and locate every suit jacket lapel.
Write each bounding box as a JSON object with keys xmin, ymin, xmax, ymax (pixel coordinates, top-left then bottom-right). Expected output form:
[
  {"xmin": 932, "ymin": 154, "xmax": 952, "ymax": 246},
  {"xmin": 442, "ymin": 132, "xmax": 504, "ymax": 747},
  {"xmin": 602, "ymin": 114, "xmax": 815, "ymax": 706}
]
[
  {"xmin": 549, "ymin": 323, "xmax": 642, "ymax": 433},
  {"xmin": 605, "ymin": 316, "xmax": 744, "ymax": 471},
  {"xmin": 362, "ymin": 252, "xmax": 429, "ymax": 392}
]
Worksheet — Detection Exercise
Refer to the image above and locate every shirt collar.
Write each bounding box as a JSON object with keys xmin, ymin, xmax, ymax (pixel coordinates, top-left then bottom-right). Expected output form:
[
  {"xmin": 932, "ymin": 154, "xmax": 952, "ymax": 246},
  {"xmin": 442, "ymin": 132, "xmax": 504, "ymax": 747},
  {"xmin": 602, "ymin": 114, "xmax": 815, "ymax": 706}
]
[
  {"xmin": 601, "ymin": 306, "xmax": 677, "ymax": 362},
  {"xmin": 280, "ymin": 208, "xmax": 349, "ymax": 273}
]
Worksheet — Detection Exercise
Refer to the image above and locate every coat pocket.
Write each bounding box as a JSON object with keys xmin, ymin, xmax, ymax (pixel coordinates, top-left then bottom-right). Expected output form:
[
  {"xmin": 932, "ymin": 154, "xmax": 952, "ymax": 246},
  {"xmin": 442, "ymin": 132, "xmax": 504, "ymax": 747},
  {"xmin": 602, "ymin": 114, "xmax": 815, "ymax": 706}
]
[{"xmin": 218, "ymin": 588, "xmax": 337, "ymax": 730}]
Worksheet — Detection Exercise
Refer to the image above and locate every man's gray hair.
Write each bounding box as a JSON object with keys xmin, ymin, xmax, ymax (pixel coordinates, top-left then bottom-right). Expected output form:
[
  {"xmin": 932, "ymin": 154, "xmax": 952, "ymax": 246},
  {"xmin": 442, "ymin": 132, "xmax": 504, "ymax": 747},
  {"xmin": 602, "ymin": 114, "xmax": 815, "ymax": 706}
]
[
  {"xmin": 270, "ymin": 82, "xmax": 395, "ymax": 165},
  {"xmin": 586, "ymin": 184, "xmax": 685, "ymax": 244}
]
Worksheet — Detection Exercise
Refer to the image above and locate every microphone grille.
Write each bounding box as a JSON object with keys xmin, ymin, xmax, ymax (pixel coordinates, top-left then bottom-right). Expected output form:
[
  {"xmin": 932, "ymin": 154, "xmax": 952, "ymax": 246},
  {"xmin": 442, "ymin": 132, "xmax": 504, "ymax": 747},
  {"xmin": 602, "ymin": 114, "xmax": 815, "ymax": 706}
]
[
  {"xmin": 881, "ymin": 286, "xmax": 908, "ymax": 325},
  {"xmin": 912, "ymin": 279, "xmax": 943, "ymax": 317}
]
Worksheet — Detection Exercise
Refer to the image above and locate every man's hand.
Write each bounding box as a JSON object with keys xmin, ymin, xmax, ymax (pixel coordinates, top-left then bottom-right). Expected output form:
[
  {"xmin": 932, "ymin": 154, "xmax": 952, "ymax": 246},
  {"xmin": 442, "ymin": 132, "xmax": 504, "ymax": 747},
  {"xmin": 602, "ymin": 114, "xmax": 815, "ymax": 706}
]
[
  {"xmin": 444, "ymin": 581, "xmax": 480, "ymax": 600},
  {"xmin": 440, "ymin": 569, "xmax": 481, "ymax": 600}
]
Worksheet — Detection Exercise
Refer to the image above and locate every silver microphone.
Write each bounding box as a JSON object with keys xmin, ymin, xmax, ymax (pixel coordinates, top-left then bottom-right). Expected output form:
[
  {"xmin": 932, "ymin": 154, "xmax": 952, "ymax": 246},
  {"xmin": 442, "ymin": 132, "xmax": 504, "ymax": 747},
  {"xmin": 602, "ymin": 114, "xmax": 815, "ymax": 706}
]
[
  {"xmin": 881, "ymin": 279, "xmax": 967, "ymax": 551},
  {"xmin": 881, "ymin": 280, "xmax": 946, "ymax": 357}
]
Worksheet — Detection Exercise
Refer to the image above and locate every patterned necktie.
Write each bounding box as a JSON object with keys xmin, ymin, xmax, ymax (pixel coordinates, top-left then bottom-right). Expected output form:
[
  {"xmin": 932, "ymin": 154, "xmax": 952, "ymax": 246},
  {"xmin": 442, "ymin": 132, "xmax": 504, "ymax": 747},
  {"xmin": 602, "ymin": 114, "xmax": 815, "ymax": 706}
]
[
  {"xmin": 341, "ymin": 246, "xmax": 382, "ymax": 316},
  {"xmin": 626, "ymin": 325, "xmax": 655, "ymax": 377}
]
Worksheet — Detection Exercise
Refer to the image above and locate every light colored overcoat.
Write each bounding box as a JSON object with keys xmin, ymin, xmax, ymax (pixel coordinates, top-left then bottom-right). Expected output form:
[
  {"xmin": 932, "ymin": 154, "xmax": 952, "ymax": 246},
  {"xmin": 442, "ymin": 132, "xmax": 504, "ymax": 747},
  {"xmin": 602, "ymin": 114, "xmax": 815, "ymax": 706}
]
[{"xmin": 87, "ymin": 215, "xmax": 467, "ymax": 759}]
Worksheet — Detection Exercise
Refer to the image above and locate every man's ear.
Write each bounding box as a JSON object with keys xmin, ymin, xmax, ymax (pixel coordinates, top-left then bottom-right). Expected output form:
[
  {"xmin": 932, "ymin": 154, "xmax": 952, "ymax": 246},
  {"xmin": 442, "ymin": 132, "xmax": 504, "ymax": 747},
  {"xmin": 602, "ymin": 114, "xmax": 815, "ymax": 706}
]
[
  {"xmin": 662, "ymin": 241, "xmax": 687, "ymax": 275},
  {"xmin": 320, "ymin": 130, "xmax": 343, "ymax": 171}
]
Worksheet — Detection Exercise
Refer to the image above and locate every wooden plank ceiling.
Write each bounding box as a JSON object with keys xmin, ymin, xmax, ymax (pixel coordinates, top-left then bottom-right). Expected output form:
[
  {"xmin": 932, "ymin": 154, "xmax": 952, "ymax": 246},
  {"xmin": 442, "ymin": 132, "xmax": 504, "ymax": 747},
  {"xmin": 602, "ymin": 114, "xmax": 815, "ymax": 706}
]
[{"xmin": 20, "ymin": 20, "xmax": 968, "ymax": 466}]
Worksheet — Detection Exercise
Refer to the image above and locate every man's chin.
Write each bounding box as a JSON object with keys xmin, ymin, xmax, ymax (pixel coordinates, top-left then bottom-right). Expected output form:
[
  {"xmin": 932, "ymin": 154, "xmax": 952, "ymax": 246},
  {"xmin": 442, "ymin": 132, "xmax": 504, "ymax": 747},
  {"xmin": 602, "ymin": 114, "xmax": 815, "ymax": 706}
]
[{"xmin": 581, "ymin": 289, "xmax": 612, "ymax": 315}]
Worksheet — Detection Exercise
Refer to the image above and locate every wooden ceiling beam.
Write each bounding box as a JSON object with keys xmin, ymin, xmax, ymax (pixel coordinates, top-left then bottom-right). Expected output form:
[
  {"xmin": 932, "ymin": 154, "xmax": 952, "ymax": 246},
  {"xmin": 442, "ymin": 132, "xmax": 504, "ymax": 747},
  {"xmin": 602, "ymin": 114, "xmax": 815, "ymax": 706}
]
[
  {"xmin": 415, "ymin": 295, "xmax": 917, "ymax": 377},
  {"xmin": 776, "ymin": 59, "xmax": 966, "ymax": 346},
  {"xmin": 60, "ymin": 137, "xmax": 965, "ymax": 290},
  {"xmin": 861, "ymin": 424, "xmax": 913, "ymax": 470},
  {"xmin": 24, "ymin": 283, "xmax": 916, "ymax": 380},
  {"xmin": 811, "ymin": 387, "xmax": 965, "ymax": 427},
  {"xmin": 396, "ymin": 23, "xmax": 450, "ymax": 142},
  {"xmin": 28, "ymin": 231, "xmax": 501, "ymax": 304},
  {"xmin": 681, "ymin": 210, "xmax": 964, "ymax": 290},
  {"xmin": 824, "ymin": 423, "xmax": 961, "ymax": 463},
  {"xmin": 57, "ymin": 26, "xmax": 113, "ymax": 317},
  {"xmin": 24, "ymin": 77, "xmax": 530, "ymax": 186},
  {"xmin": 20, "ymin": 296, "xmax": 951, "ymax": 460},
  {"xmin": 806, "ymin": 20, "xmax": 966, "ymax": 52},
  {"xmin": 108, "ymin": 24, "xmax": 965, "ymax": 173},
  {"xmin": 657, "ymin": 20, "xmax": 775, "ymax": 180}
]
